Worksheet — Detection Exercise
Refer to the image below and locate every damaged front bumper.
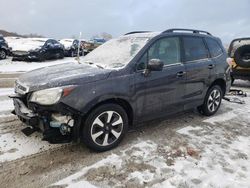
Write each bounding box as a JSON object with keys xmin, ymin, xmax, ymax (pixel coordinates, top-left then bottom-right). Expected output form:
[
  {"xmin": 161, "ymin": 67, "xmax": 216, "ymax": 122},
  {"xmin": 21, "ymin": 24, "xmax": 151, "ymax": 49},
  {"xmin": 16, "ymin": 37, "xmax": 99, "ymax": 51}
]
[
  {"xmin": 12, "ymin": 51, "xmax": 39, "ymax": 61},
  {"xmin": 11, "ymin": 95, "xmax": 81, "ymax": 143}
]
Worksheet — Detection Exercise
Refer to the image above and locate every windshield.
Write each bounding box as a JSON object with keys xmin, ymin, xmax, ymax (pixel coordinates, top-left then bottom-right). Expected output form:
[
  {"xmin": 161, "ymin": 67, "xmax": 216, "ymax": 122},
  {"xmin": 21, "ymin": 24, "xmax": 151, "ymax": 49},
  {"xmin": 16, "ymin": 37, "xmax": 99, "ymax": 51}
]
[{"xmin": 81, "ymin": 35, "xmax": 154, "ymax": 69}]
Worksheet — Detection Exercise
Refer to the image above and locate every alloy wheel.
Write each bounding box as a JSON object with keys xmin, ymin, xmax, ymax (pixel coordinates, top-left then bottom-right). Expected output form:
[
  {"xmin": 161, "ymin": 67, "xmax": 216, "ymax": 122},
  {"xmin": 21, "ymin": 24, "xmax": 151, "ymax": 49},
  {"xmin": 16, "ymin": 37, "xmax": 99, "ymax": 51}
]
[
  {"xmin": 90, "ymin": 111, "xmax": 123, "ymax": 146},
  {"xmin": 0, "ymin": 50, "xmax": 6, "ymax": 59},
  {"xmin": 207, "ymin": 89, "xmax": 221, "ymax": 113}
]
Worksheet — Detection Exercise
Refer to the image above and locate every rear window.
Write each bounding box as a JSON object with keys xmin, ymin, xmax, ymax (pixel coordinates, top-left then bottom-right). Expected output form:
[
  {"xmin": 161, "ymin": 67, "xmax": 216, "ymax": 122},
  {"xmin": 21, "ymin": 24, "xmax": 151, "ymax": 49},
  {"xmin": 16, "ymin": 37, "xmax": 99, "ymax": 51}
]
[
  {"xmin": 183, "ymin": 37, "xmax": 209, "ymax": 62},
  {"xmin": 205, "ymin": 38, "xmax": 223, "ymax": 57}
]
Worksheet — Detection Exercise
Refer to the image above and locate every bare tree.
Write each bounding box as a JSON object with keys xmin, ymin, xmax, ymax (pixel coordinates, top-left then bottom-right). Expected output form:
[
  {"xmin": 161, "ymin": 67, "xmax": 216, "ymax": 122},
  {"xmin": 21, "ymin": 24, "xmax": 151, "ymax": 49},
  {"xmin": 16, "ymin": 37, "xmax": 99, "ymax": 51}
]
[
  {"xmin": 100, "ymin": 32, "xmax": 112, "ymax": 40},
  {"xmin": 91, "ymin": 32, "xmax": 112, "ymax": 41}
]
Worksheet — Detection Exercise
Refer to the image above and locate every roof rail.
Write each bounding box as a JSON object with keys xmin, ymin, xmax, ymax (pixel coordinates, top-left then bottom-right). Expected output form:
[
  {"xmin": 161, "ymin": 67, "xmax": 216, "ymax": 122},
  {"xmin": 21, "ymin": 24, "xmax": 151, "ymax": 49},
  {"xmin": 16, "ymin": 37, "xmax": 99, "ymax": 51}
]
[
  {"xmin": 124, "ymin": 31, "xmax": 151, "ymax": 35},
  {"xmin": 163, "ymin": 28, "xmax": 212, "ymax": 36}
]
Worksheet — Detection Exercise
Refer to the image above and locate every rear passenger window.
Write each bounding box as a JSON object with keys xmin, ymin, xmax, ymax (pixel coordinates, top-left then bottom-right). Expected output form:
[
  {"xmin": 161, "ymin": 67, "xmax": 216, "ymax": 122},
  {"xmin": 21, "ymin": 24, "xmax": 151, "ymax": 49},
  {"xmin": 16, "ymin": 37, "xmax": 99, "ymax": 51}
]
[
  {"xmin": 205, "ymin": 38, "xmax": 223, "ymax": 57},
  {"xmin": 183, "ymin": 37, "xmax": 209, "ymax": 62}
]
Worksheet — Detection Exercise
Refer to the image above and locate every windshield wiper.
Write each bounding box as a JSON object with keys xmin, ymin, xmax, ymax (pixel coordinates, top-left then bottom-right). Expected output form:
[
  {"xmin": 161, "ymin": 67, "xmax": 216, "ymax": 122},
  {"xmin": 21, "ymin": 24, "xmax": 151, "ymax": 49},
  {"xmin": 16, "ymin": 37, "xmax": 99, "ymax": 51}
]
[
  {"xmin": 95, "ymin": 64, "xmax": 104, "ymax": 69},
  {"xmin": 85, "ymin": 61, "xmax": 104, "ymax": 69}
]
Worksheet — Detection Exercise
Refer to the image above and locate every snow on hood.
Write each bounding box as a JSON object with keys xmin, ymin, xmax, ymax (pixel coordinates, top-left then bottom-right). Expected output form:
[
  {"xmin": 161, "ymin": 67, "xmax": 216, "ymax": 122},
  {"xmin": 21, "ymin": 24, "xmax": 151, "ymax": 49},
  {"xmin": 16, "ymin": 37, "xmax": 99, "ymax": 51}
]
[
  {"xmin": 17, "ymin": 62, "xmax": 111, "ymax": 92},
  {"xmin": 10, "ymin": 38, "xmax": 47, "ymax": 52},
  {"xmin": 59, "ymin": 39, "xmax": 74, "ymax": 49}
]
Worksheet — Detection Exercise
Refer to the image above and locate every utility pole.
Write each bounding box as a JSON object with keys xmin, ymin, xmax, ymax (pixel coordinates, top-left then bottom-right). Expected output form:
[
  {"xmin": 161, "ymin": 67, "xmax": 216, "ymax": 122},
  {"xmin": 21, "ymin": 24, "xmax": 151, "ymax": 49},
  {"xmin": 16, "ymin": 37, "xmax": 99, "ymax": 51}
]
[{"xmin": 76, "ymin": 32, "xmax": 82, "ymax": 64}]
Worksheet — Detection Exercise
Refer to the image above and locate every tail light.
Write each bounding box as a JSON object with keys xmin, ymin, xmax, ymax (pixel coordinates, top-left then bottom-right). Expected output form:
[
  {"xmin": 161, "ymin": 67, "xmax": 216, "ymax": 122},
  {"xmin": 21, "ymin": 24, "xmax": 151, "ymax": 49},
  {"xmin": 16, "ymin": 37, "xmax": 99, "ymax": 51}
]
[{"xmin": 226, "ymin": 58, "xmax": 233, "ymax": 67}]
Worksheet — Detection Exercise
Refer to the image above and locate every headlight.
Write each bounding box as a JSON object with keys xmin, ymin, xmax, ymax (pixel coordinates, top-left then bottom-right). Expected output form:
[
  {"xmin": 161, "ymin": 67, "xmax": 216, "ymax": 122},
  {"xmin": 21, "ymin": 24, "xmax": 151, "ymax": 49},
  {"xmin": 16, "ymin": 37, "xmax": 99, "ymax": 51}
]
[{"xmin": 30, "ymin": 87, "xmax": 63, "ymax": 105}]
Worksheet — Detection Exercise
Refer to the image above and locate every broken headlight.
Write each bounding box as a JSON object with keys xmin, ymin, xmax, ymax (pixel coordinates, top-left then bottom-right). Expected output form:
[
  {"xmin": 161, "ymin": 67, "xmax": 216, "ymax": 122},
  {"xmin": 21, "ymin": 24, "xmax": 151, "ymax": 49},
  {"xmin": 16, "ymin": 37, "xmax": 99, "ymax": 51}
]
[{"xmin": 29, "ymin": 87, "xmax": 63, "ymax": 105}]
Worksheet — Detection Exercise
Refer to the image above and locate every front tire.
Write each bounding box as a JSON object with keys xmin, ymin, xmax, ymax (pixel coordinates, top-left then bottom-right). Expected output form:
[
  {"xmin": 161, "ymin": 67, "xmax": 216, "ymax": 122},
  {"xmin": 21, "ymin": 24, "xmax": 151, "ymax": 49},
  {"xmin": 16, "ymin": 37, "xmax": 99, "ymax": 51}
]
[
  {"xmin": 0, "ymin": 49, "xmax": 7, "ymax": 59},
  {"xmin": 82, "ymin": 104, "xmax": 128, "ymax": 152},
  {"xmin": 198, "ymin": 85, "xmax": 222, "ymax": 116}
]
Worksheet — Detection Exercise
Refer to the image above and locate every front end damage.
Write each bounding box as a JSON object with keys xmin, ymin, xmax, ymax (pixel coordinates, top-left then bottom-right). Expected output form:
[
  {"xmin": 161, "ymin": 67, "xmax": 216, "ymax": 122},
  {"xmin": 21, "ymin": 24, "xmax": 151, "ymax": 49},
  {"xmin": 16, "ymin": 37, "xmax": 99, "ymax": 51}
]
[
  {"xmin": 10, "ymin": 88, "xmax": 81, "ymax": 144},
  {"xmin": 12, "ymin": 50, "xmax": 40, "ymax": 61}
]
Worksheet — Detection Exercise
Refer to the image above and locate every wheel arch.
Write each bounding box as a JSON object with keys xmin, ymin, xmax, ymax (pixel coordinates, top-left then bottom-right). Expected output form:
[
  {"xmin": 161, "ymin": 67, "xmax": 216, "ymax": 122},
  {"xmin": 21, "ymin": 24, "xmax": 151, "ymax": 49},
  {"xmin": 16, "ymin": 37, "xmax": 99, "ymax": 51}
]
[
  {"xmin": 0, "ymin": 48, "xmax": 7, "ymax": 54},
  {"xmin": 81, "ymin": 97, "xmax": 134, "ymax": 128},
  {"xmin": 210, "ymin": 78, "xmax": 226, "ymax": 96}
]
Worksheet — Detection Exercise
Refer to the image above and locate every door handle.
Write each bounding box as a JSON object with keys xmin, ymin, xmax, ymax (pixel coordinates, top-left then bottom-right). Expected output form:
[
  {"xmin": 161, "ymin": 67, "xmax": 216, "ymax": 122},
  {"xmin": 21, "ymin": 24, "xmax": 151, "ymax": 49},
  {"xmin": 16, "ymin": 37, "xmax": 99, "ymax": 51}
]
[
  {"xmin": 176, "ymin": 71, "xmax": 186, "ymax": 77},
  {"xmin": 208, "ymin": 64, "xmax": 215, "ymax": 69}
]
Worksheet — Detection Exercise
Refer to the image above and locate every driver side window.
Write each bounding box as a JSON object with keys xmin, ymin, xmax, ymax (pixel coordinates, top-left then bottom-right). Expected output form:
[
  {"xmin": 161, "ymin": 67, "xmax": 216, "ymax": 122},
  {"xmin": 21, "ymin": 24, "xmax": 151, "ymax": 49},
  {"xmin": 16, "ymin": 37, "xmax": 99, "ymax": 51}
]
[
  {"xmin": 149, "ymin": 37, "xmax": 180, "ymax": 65},
  {"xmin": 137, "ymin": 37, "xmax": 181, "ymax": 71},
  {"xmin": 137, "ymin": 52, "xmax": 147, "ymax": 70}
]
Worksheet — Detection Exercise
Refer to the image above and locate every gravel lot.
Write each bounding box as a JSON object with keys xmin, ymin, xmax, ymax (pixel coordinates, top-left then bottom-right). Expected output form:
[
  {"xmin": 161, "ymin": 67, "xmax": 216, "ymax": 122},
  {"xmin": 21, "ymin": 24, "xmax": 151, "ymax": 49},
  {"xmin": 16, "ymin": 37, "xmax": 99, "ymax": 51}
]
[{"xmin": 0, "ymin": 61, "xmax": 249, "ymax": 188}]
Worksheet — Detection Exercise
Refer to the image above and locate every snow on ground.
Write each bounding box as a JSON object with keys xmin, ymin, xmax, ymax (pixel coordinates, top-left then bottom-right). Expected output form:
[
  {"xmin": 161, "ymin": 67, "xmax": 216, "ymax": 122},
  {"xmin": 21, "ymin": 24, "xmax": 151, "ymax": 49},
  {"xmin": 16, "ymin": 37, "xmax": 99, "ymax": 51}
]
[
  {"xmin": 204, "ymin": 92, "xmax": 250, "ymax": 125},
  {"xmin": 54, "ymin": 129, "xmax": 250, "ymax": 188},
  {"xmin": 0, "ymin": 90, "xmax": 62, "ymax": 163},
  {"xmin": 0, "ymin": 99, "xmax": 13, "ymax": 113},
  {"xmin": 0, "ymin": 131, "xmax": 62, "ymax": 163},
  {"xmin": 0, "ymin": 57, "xmax": 78, "ymax": 73},
  {"xmin": 0, "ymin": 88, "xmax": 14, "ymax": 96},
  {"xmin": 53, "ymin": 90, "xmax": 250, "ymax": 188}
]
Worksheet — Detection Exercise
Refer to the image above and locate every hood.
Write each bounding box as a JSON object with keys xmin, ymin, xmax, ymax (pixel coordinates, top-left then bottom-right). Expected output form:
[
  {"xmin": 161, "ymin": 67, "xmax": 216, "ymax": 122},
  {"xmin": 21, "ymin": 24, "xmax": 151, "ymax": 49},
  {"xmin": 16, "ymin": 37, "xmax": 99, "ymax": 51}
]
[
  {"xmin": 60, "ymin": 40, "xmax": 73, "ymax": 49},
  {"xmin": 17, "ymin": 62, "xmax": 111, "ymax": 92},
  {"xmin": 12, "ymin": 43, "xmax": 43, "ymax": 52},
  {"xmin": 11, "ymin": 39, "xmax": 45, "ymax": 52}
]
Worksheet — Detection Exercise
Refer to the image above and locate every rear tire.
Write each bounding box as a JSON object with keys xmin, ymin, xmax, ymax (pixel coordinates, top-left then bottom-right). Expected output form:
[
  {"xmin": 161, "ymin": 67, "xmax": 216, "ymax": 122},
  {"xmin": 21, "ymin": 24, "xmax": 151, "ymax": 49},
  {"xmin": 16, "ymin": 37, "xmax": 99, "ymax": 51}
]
[
  {"xmin": 59, "ymin": 51, "xmax": 64, "ymax": 59},
  {"xmin": 71, "ymin": 50, "xmax": 75, "ymax": 57},
  {"xmin": 0, "ymin": 49, "xmax": 7, "ymax": 59},
  {"xmin": 56, "ymin": 51, "xmax": 64, "ymax": 59},
  {"xmin": 234, "ymin": 45, "xmax": 250, "ymax": 68},
  {"xmin": 82, "ymin": 103, "xmax": 128, "ymax": 152},
  {"xmin": 198, "ymin": 85, "xmax": 222, "ymax": 116}
]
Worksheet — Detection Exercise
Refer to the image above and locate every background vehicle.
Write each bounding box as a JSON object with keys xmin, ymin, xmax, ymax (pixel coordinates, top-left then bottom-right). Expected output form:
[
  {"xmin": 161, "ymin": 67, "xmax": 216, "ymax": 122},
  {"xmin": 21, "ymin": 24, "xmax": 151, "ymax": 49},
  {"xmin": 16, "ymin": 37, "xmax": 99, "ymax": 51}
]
[
  {"xmin": 83, "ymin": 38, "xmax": 106, "ymax": 54},
  {"xmin": 0, "ymin": 35, "xmax": 11, "ymax": 60},
  {"xmin": 59, "ymin": 39, "xmax": 82, "ymax": 57},
  {"xmin": 12, "ymin": 29, "xmax": 231, "ymax": 151},
  {"xmin": 228, "ymin": 38, "xmax": 250, "ymax": 83},
  {"xmin": 12, "ymin": 38, "xmax": 64, "ymax": 61}
]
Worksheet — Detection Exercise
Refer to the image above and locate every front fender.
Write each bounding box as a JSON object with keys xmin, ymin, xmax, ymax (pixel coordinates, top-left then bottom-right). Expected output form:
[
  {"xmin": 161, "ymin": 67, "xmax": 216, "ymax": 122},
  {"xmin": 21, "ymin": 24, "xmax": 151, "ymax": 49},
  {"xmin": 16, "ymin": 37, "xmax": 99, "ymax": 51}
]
[{"xmin": 60, "ymin": 74, "xmax": 133, "ymax": 116}]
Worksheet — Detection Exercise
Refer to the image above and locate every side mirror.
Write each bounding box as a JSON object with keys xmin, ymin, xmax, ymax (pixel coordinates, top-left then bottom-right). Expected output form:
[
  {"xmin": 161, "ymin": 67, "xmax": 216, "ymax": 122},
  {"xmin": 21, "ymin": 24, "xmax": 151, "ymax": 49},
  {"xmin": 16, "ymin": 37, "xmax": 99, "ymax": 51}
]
[{"xmin": 147, "ymin": 59, "xmax": 164, "ymax": 71}]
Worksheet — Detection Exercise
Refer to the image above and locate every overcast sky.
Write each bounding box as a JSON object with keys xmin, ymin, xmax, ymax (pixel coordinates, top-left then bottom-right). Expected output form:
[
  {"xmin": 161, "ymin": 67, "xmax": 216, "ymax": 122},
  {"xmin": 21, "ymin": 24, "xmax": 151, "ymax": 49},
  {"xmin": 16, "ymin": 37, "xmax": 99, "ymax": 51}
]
[{"xmin": 0, "ymin": 0, "xmax": 249, "ymax": 43}]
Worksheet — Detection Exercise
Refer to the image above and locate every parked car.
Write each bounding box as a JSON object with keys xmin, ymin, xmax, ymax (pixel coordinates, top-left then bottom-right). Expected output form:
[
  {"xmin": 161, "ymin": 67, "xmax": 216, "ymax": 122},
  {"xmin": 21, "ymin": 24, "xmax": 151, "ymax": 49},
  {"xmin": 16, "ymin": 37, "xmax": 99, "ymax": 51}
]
[
  {"xmin": 83, "ymin": 38, "xmax": 106, "ymax": 54},
  {"xmin": 0, "ymin": 35, "xmax": 11, "ymax": 60},
  {"xmin": 11, "ymin": 29, "xmax": 231, "ymax": 151},
  {"xmin": 59, "ymin": 39, "xmax": 82, "ymax": 57},
  {"xmin": 12, "ymin": 38, "xmax": 64, "ymax": 61},
  {"xmin": 228, "ymin": 38, "xmax": 250, "ymax": 83},
  {"xmin": 5, "ymin": 36, "xmax": 24, "ymax": 56}
]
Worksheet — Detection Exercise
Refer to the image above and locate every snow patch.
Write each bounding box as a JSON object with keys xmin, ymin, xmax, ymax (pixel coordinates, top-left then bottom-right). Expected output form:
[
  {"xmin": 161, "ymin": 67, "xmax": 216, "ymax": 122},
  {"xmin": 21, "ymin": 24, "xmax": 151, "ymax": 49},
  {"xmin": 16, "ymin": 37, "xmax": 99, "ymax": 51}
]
[
  {"xmin": 54, "ymin": 154, "xmax": 122, "ymax": 187},
  {"xmin": 177, "ymin": 126, "xmax": 203, "ymax": 135},
  {"xmin": 0, "ymin": 57, "xmax": 77, "ymax": 73},
  {"xmin": 0, "ymin": 131, "xmax": 61, "ymax": 163},
  {"xmin": 0, "ymin": 99, "xmax": 13, "ymax": 112},
  {"xmin": 0, "ymin": 88, "xmax": 14, "ymax": 96},
  {"xmin": 204, "ymin": 95, "xmax": 250, "ymax": 125}
]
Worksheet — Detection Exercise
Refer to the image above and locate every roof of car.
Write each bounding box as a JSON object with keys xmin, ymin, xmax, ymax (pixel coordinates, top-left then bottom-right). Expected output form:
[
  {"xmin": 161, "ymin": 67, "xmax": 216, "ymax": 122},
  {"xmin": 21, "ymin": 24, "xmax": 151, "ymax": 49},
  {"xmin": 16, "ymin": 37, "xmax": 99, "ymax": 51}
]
[
  {"xmin": 123, "ymin": 32, "xmax": 160, "ymax": 38},
  {"xmin": 59, "ymin": 39, "xmax": 76, "ymax": 42},
  {"xmin": 124, "ymin": 28, "xmax": 216, "ymax": 39}
]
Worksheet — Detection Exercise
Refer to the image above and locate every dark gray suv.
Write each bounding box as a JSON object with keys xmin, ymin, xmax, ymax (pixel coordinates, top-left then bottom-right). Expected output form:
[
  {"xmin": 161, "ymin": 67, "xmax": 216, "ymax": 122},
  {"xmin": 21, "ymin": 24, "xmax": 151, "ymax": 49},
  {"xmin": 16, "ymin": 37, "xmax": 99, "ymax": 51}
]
[{"xmin": 11, "ymin": 29, "xmax": 231, "ymax": 151}]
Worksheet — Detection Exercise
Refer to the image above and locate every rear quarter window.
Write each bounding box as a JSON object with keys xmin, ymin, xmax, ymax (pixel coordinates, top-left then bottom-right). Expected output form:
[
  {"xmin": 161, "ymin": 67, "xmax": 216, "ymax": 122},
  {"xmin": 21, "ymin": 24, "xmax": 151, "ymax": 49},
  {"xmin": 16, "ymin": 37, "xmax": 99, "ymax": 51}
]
[
  {"xmin": 183, "ymin": 37, "xmax": 209, "ymax": 62},
  {"xmin": 205, "ymin": 38, "xmax": 223, "ymax": 57}
]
